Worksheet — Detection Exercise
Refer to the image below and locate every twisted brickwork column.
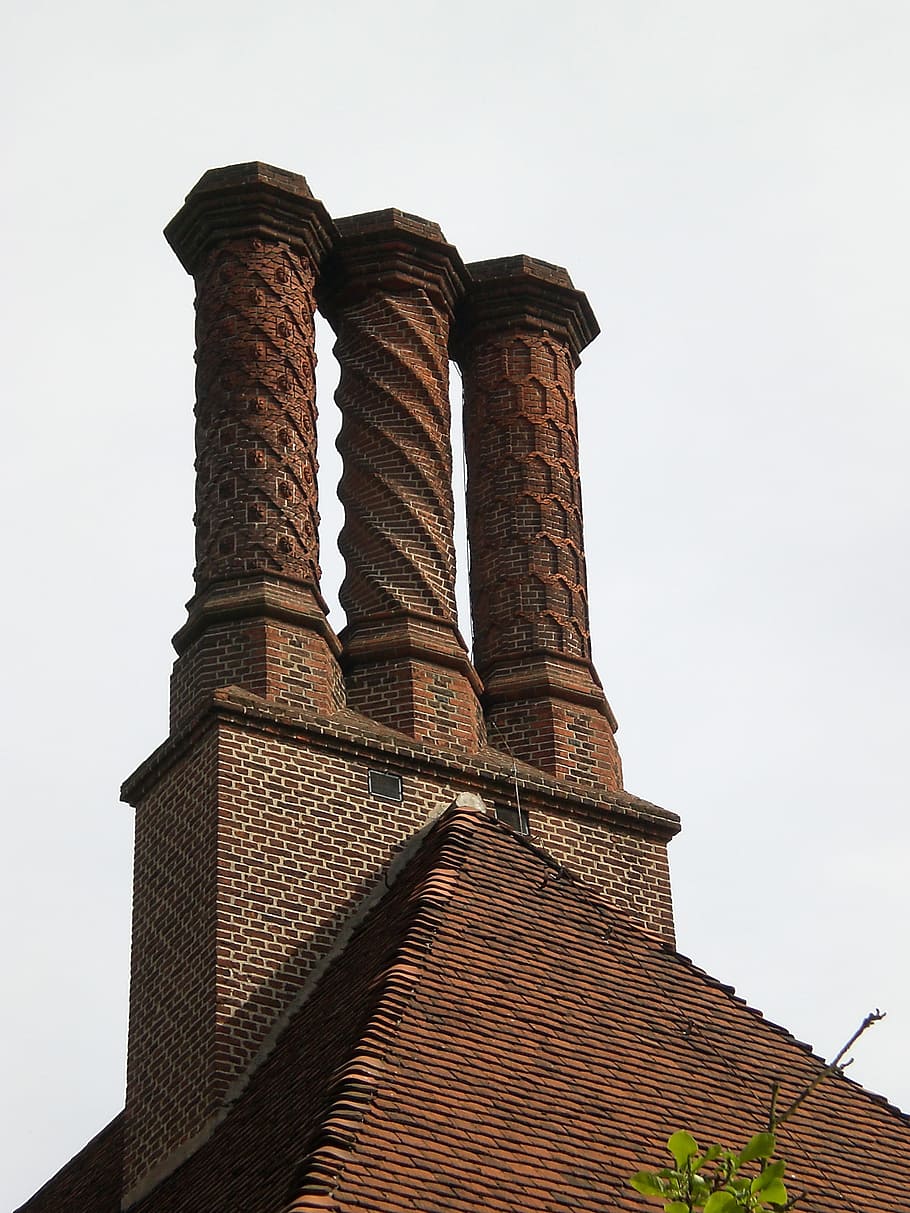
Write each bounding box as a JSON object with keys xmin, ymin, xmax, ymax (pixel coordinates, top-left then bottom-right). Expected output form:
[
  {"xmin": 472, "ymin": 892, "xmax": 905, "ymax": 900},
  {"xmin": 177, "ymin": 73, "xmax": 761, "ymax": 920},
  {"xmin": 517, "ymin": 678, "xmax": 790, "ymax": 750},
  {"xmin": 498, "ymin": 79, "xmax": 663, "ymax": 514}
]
[
  {"xmin": 320, "ymin": 211, "xmax": 484, "ymax": 751},
  {"xmin": 164, "ymin": 163, "xmax": 344, "ymax": 728},
  {"xmin": 454, "ymin": 256, "xmax": 621, "ymax": 790}
]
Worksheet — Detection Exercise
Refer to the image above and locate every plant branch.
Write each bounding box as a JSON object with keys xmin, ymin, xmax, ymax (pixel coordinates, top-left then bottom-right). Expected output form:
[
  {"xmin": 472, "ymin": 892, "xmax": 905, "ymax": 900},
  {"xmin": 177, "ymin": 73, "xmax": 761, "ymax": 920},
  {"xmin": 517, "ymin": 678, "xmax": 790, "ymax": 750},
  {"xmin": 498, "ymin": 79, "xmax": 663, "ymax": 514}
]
[
  {"xmin": 773, "ymin": 1009, "xmax": 885, "ymax": 1128},
  {"xmin": 768, "ymin": 1080, "xmax": 780, "ymax": 1132}
]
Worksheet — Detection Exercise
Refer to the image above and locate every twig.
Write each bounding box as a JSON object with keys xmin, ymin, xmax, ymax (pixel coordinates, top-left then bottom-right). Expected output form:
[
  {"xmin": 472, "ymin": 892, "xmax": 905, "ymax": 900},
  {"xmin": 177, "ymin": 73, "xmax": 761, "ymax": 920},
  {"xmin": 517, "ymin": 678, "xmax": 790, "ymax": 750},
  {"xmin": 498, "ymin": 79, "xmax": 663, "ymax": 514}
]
[
  {"xmin": 773, "ymin": 1009, "xmax": 885, "ymax": 1128},
  {"xmin": 830, "ymin": 1008, "xmax": 885, "ymax": 1070},
  {"xmin": 768, "ymin": 1080, "xmax": 780, "ymax": 1132}
]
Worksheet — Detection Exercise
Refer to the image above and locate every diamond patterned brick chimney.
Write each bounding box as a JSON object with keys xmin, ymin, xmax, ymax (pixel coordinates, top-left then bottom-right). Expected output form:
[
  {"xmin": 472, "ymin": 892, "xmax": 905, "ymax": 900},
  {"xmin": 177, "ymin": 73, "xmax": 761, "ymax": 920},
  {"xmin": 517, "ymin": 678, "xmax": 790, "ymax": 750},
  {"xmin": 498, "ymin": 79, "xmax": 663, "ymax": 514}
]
[
  {"xmin": 319, "ymin": 210, "xmax": 485, "ymax": 752},
  {"xmin": 454, "ymin": 256, "xmax": 622, "ymax": 791},
  {"xmin": 164, "ymin": 163, "xmax": 344, "ymax": 729}
]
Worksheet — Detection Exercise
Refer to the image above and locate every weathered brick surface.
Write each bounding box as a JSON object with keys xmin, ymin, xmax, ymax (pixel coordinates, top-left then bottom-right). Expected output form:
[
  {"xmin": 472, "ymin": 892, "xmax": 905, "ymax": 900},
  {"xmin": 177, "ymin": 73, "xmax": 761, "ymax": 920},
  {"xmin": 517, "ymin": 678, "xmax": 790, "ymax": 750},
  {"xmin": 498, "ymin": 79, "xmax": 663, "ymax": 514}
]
[
  {"xmin": 166, "ymin": 163, "xmax": 335, "ymax": 595},
  {"xmin": 343, "ymin": 656, "xmax": 485, "ymax": 753},
  {"xmin": 124, "ymin": 727, "xmax": 220, "ymax": 1195},
  {"xmin": 455, "ymin": 256, "xmax": 621, "ymax": 789},
  {"xmin": 122, "ymin": 713, "xmax": 468, "ymax": 1197},
  {"xmin": 461, "ymin": 330, "xmax": 591, "ymax": 667},
  {"xmin": 169, "ymin": 596, "xmax": 344, "ymax": 731},
  {"xmin": 165, "ymin": 163, "xmax": 343, "ymax": 730},
  {"xmin": 211, "ymin": 721, "xmax": 446, "ymax": 1084},
  {"xmin": 320, "ymin": 212, "xmax": 484, "ymax": 749},
  {"xmin": 484, "ymin": 684, "xmax": 622, "ymax": 794},
  {"xmin": 330, "ymin": 288, "xmax": 456, "ymax": 624},
  {"xmin": 191, "ymin": 237, "xmax": 321, "ymax": 591}
]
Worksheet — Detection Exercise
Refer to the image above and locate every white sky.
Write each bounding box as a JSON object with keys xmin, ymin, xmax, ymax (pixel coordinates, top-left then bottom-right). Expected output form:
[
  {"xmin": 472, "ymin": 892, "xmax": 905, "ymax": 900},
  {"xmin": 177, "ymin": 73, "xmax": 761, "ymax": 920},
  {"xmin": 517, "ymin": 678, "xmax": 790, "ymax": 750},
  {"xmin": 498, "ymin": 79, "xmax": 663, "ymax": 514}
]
[{"xmin": 2, "ymin": 2, "xmax": 908, "ymax": 1206}]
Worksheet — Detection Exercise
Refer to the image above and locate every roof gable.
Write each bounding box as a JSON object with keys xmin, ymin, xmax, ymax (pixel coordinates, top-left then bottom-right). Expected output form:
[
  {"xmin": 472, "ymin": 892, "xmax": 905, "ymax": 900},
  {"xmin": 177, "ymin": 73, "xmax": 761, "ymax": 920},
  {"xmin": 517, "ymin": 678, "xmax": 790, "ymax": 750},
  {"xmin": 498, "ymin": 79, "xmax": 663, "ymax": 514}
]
[{"xmin": 134, "ymin": 805, "xmax": 908, "ymax": 1212}]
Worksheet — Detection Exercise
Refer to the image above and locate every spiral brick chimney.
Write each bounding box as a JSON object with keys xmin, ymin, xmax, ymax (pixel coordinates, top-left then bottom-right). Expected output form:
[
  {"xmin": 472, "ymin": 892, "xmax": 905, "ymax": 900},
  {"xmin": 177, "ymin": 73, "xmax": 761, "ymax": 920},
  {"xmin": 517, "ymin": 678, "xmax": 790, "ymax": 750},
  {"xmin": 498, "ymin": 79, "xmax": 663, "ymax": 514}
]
[
  {"xmin": 454, "ymin": 256, "xmax": 621, "ymax": 790},
  {"xmin": 320, "ymin": 210, "xmax": 485, "ymax": 751},
  {"xmin": 164, "ymin": 162, "xmax": 344, "ymax": 729}
]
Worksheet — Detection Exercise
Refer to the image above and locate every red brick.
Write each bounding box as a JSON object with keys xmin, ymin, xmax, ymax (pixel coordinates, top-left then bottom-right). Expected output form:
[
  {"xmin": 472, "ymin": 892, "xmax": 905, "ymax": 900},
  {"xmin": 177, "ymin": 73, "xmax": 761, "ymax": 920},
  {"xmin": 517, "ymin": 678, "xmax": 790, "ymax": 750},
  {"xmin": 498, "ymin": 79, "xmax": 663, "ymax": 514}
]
[{"xmin": 454, "ymin": 257, "xmax": 621, "ymax": 790}]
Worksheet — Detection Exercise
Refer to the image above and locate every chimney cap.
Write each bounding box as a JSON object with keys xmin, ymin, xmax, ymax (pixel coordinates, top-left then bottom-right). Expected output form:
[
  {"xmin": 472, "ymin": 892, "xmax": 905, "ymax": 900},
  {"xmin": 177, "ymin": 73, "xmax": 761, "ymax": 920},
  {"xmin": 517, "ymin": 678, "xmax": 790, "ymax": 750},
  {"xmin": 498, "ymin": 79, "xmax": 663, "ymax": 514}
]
[
  {"xmin": 320, "ymin": 208, "xmax": 469, "ymax": 320},
  {"xmin": 334, "ymin": 207, "xmax": 447, "ymax": 244},
  {"xmin": 165, "ymin": 161, "xmax": 337, "ymax": 276},
  {"xmin": 454, "ymin": 255, "xmax": 600, "ymax": 364},
  {"xmin": 468, "ymin": 254, "xmax": 576, "ymax": 290}
]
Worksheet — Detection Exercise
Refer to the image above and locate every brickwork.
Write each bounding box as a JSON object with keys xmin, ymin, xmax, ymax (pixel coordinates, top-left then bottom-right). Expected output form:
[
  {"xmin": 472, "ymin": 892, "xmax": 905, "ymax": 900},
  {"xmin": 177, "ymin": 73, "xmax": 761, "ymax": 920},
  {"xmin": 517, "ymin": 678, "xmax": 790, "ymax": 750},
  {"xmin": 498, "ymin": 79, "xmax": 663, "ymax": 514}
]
[
  {"xmin": 329, "ymin": 287, "xmax": 456, "ymax": 623},
  {"xmin": 169, "ymin": 586, "xmax": 345, "ymax": 731},
  {"xmin": 122, "ymin": 712, "xmax": 478, "ymax": 1199},
  {"xmin": 460, "ymin": 328, "xmax": 591, "ymax": 667},
  {"xmin": 344, "ymin": 655, "xmax": 485, "ymax": 752},
  {"xmin": 123, "ymin": 698, "xmax": 675, "ymax": 1203},
  {"xmin": 211, "ymin": 721, "xmax": 453, "ymax": 1085},
  {"xmin": 114, "ymin": 164, "xmax": 680, "ymax": 1209},
  {"xmin": 165, "ymin": 162, "xmax": 342, "ymax": 725},
  {"xmin": 529, "ymin": 803, "xmax": 675, "ymax": 943},
  {"xmin": 191, "ymin": 237, "xmax": 320, "ymax": 591},
  {"xmin": 455, "ymin": 256, "xmax": 621, "ymax": 789},
  {"xmin": 484, "ymin": 685, "xmax": 622, "ymax": 794},
  {"xmin": 124, "ymin": 727, "xmax": 220, "ymax": 1195},
  {"xmin": 320, "ymin": 211, "xmax": 484, "ymax": 749}
]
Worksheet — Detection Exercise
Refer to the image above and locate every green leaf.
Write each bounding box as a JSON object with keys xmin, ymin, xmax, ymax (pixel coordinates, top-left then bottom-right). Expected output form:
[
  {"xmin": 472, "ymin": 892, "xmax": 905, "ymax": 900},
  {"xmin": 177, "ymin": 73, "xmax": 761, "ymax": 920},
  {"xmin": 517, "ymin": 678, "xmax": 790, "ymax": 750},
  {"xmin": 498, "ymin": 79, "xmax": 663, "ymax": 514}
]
[
  {"xmin": 630, "ymin": 1171, "xmax": 666, "ymax": 1196},
  {"xmin": 738, "ymin": 1132, "xmax": 776, "ymax": 1164},
  {"xmin": 668, "ymin": 1130, "xmax": 700, "ymax": 1168},
  {"xmin": 752, "ymin": 1161, "xmax": 786, "ymax": 1193},
  {"xmin": 760, "ymin": 1179, "xmax": 788, "ymax": 1206},
  {"xmin": 704, "ymin": 1194, "xmax": 739, "ymax": 1213},
  {"xmin": 703, "ymin": 1144, "xmax": 723, "ymax": 1163},
  {"xmin": 665, "ymin": 1203, "xmax": 689, "ymax": 1213}
]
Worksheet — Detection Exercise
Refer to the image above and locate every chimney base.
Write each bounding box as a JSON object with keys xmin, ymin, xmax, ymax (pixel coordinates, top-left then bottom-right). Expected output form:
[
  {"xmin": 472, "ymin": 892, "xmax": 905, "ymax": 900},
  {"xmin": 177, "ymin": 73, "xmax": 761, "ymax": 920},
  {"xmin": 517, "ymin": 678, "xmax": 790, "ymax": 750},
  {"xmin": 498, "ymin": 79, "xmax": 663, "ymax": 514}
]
[
  {"xmin": 341, "ymin": 615, "xmax": 485, "ymax": 751},
  {"xmin": 483, "ymin": 655, "xmax": 621, "ymax": 791},
  {"xmin": 170, "ymin": 578, "xmax": 344, "ymax": 730}
]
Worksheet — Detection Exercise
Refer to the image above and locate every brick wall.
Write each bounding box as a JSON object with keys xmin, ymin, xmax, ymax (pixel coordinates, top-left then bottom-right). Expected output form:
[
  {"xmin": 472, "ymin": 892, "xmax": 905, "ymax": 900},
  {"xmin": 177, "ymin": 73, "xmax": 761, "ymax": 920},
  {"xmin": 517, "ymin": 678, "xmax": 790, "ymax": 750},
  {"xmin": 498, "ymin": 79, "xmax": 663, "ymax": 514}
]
[
  {"xmin": 124, "ymin": 727, "xmax": 220, "ymax": 1196},
  {"xmin": 529, "ymin": 802, "xmax": 675, "ymax": 943}
]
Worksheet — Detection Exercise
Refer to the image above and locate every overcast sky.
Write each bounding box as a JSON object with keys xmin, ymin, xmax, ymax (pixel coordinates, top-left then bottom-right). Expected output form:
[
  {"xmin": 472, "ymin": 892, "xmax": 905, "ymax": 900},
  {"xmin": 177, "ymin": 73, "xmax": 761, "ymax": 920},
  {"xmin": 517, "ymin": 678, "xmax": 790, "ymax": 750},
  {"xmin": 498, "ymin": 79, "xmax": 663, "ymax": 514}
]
[{"xmin": 3, "ymin": 2, "xmax": 908, "ymax": 1207}]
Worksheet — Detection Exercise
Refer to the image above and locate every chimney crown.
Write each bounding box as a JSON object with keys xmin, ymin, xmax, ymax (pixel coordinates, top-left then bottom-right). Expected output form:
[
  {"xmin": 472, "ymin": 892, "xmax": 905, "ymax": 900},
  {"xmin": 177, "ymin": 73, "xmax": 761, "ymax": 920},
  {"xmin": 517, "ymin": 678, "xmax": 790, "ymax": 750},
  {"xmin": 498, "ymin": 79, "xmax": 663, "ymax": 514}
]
[
  {"xmin": 165, "ymin": 161, "xmax": 337, "ymax": 275},
  {"xmin": 320, "ymin": 208, "xmax": 469, "ymax": 319},
  {"xmin": 456, "ymin": 255, "xmax": 600, "ymax": 366}
]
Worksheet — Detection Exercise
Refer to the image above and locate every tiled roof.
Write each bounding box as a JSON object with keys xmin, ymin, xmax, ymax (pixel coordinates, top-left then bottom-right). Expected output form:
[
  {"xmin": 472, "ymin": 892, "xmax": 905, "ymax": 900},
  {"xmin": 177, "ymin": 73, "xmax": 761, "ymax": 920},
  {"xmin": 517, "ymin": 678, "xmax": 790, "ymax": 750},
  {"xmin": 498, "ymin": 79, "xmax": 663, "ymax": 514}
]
[
  {"xmin": 15, "ymin": 1113, "xmax": 122, "ymax": 1213},
  {"xmin": 31, "ymin": 805, "xmax": 906, "ymax": 1212},
  {"xmin": 125, "ymin": 802, "xmax": 907, "ymax": 1213}
]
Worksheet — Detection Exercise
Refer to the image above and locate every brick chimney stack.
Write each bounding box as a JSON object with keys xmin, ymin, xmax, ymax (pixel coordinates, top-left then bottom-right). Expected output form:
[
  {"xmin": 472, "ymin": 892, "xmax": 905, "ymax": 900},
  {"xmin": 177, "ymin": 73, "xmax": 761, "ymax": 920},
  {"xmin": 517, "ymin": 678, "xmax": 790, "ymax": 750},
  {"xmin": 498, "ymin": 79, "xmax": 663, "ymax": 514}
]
[
  {"xmin": 118, "ymin": 168, "xmax": 674, "ymax": 1209},
  {"xmin": 320, "ymin": 211, "xmax": 485, "ymax": 751},
  {"xmin": 164, "ymin": 162, "xmax": 344, "ymax": 729},
  {"xmin": 454, "ymin": 256, "xmax": 622, "ymax": 791}
]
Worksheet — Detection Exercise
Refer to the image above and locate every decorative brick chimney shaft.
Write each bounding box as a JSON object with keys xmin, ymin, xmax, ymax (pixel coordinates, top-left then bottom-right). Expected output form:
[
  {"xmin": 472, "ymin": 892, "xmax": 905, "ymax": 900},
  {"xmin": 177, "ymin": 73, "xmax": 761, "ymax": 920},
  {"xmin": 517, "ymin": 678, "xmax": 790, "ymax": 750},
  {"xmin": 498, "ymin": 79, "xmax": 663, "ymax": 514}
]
[
  {"xmin": 455, "ymin": 257, "xmax": 621, "ymax": 790},
  {"xmin": 164, "ymin": 163, "xmax": 344, "ymax": 728},
  {"xmin": 320, "ymin": 211, "xmax": 484, "ymax": 751}
]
